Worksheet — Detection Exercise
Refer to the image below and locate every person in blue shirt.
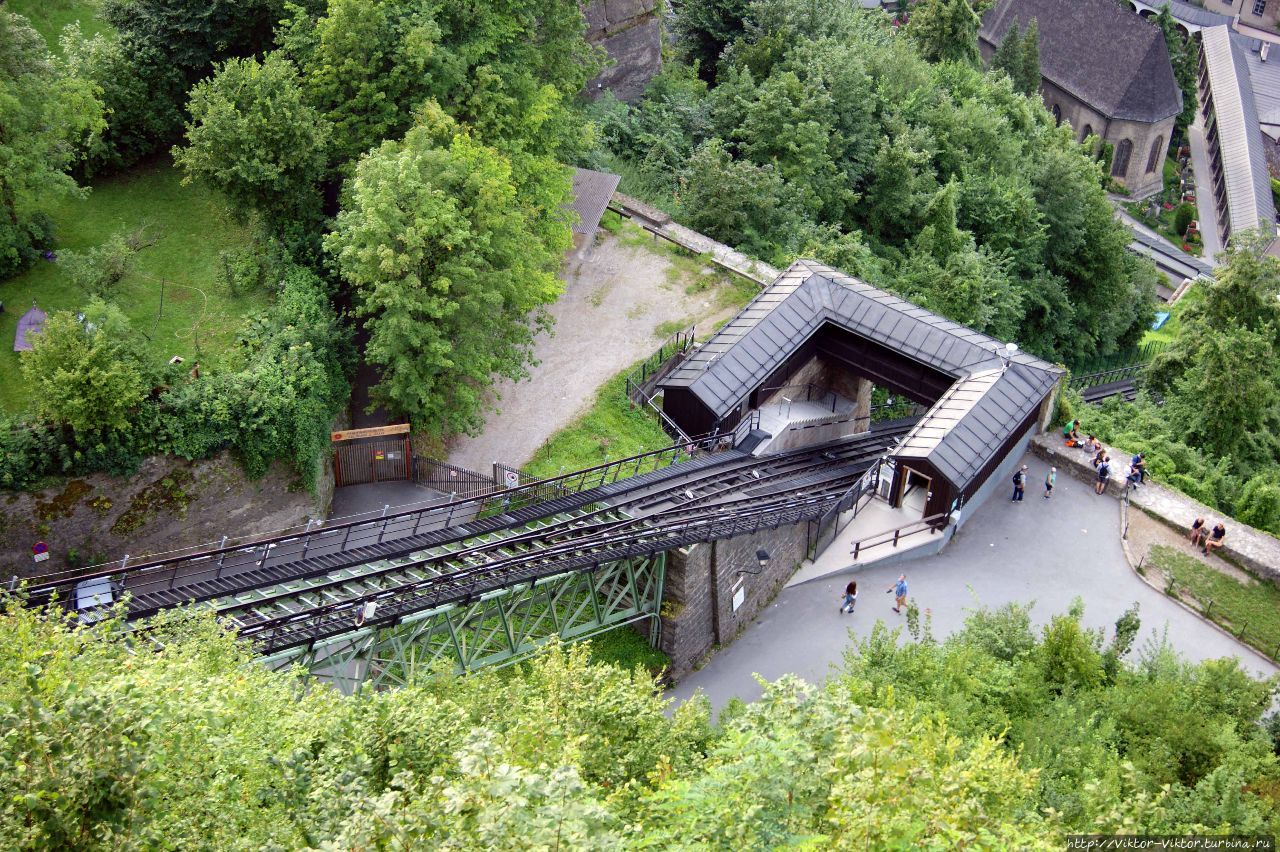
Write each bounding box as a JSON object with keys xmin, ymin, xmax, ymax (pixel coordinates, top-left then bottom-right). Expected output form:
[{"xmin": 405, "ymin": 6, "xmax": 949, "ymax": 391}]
[{"xmin": 887, "ymin": 574, "xmax": 908, "ymax": 614}]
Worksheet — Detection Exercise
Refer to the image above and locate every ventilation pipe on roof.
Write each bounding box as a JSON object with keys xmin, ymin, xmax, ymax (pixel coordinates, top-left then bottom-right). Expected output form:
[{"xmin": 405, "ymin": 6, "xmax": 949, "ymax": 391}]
[{"xmin": 1262, "ymin": 43, "xmax": 1270, "ymax": 62}]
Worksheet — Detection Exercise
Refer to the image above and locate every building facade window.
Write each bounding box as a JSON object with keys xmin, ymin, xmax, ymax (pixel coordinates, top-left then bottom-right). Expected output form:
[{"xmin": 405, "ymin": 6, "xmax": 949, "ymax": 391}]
[
  {"xmin": 1052, "ymin": 104, "xmax": 1062, "ymax": 125},
  {"xmin": 1253, "ymin": 0, "xmax": 1266, "ymax": 17},
  {"xmin": 1081, "ymin": 123, "xmax": 1093, "ymax": 141},
  {"xmin": 1145, "ymin": 135, "xmax": 1164, "ymax": 173},
  {"xmin": 1112, "ymin": 139, "xmax": 1133, "ymax": 177}
]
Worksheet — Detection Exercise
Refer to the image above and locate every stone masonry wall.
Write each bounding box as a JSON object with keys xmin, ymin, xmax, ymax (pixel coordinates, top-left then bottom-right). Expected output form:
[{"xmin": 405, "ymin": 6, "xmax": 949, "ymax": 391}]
[
  {"xmin": 660, "ymin": 521, "xmax": 809, "ymax": 680},
  {"xmin": 583, "ymin": 0, "xmax": 662, "ymax": 103}
]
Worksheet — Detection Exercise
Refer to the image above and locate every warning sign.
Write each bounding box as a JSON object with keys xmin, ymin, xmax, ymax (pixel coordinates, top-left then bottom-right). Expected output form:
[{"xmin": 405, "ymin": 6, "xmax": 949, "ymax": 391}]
[
  {"xmin": 503, "ymin": 470, "xmax": 520, "ymax": 488},
  {"xmin": 374, "ymin": 450, "xmax": 385, "ymax": 461}
]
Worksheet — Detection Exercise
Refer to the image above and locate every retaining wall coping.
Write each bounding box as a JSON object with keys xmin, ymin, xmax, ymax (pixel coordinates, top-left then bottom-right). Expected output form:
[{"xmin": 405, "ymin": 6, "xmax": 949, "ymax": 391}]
[{"xmin": 1030, "ymin": 433, "xmax": 1280, "ymax": 581}]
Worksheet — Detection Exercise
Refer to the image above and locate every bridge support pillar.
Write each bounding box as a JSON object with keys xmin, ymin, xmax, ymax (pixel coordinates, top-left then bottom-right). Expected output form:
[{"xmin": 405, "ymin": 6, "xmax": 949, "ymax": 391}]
[{"xmin": 659, "ymin": 522, "xmax": 808, "ymax": 680}]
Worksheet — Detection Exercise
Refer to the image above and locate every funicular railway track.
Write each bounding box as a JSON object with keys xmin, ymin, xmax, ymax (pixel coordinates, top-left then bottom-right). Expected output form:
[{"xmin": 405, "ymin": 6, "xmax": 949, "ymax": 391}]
[{"xmin": 22, "ymin": 419, "xmax": 915, "ymax": 658}]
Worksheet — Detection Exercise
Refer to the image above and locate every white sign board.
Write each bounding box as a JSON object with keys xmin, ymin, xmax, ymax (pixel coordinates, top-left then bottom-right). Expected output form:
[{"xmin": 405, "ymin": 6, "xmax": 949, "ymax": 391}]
[
  {"xmin": 32, "ymin": 551, "xmax": 49, "ymax": 563},
  {"xmin": 503, "ymin": 470, "xmax": 520, "ymax": 488},
  {"xmin": 731, "ymin": 587, "xmax": 745, "ymax": 612}
]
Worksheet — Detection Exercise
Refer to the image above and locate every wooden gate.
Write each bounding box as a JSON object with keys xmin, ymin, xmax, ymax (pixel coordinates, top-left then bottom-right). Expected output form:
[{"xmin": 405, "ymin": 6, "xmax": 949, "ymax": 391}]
[{"xmin": 332, "ymin": 425, "xmax": 413, "ymax": 487}]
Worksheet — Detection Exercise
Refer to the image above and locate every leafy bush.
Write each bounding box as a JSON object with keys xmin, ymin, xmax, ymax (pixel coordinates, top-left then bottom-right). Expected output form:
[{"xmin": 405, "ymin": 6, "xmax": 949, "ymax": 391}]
[
  {"xmin": 58, "ymin": 230, "xmax": 146, "ymax": 298},
  {"xmin": 3, "ymin": 599, "xmax": 1278, "ymax": 846},
  {"xmin": 1174, "ymin": 202, "xmax": 1195, "ymax": 236}
]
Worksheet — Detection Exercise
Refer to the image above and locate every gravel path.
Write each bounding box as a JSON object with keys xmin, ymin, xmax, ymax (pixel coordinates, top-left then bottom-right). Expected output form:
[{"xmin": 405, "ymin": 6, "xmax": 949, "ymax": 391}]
[{"xmin": 445, "ymin": 229, "xmax": 749, "ymax": 473}]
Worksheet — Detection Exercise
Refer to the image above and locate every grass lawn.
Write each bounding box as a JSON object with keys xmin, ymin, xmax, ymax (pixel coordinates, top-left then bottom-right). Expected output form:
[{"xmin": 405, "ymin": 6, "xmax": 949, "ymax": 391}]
[
  {"xmin": 522, "ymin": 367, "xmax": 672, "ymax": 480},
  {"xmin": 1147, "ymin": 543, "xmax": 1280, "ymax": 660},
  {"xmin": 1141, "ymin": 283, "xmax": 1199, "ymax": 347},
  {"xmin": 0, "ymin": 158, "xmax": 266, "ymax": 414},
  {"xmin": 9, "ymin": 0, "xmax": 110, "ymax": 49}
]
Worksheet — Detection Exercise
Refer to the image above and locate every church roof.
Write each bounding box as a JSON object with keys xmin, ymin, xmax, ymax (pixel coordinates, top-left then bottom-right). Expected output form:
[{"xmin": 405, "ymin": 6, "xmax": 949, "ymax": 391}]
[
  {"xmin": 979, "ymin": 0, "xmax": 1183, "ymax": 123},
  {"xmin": 660, "ymin": 261, "xmax": 1063, "ymax": 492}
]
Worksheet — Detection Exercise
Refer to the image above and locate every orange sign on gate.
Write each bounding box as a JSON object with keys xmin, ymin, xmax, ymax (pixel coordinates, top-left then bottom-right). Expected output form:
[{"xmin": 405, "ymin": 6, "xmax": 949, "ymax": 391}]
[{"xmin": 331, "ymin": 423, "xmax": 411, "ymax": 442}]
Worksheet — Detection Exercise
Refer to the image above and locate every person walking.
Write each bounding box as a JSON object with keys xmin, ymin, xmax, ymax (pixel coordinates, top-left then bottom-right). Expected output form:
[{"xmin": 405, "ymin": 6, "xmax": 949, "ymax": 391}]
[
  {"xmin": 840, "ymin": 580, "xmax": 858, "ymax": 614},
  {"xmin": 887, "ymin": 574, "xmax": 908, "ymax": 614},
  {"xmin": 1044, "ymin": 467, "xmax": 1056, "ymax": 499},
  {"xmin": 1011, "ymin": 465, "xmax": 1028, "ymax": 502},
  {"xmin": 1095, "ymin": 456, "xmax": 1111, "ymax": 495}
]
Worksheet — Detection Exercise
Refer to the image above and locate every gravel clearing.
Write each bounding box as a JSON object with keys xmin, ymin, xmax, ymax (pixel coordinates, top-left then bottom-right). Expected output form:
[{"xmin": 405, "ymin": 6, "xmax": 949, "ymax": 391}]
[{"xmin": 445, "ymin": 226, "xmax": 752, "ymax": 473}]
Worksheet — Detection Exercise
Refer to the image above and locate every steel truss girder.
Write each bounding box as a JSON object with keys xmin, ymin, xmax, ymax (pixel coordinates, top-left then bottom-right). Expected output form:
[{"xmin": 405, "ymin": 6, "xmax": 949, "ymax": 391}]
[{"xmin": 258, "ymin": 553, "xmax": 666, "ymax": 693}]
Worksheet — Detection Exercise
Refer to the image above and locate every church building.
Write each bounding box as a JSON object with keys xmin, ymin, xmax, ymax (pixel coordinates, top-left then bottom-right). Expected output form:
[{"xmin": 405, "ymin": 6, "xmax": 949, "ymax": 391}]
[{"xmin": 979, "ymin": 0, "xmax": 1184, "ymax": 198}]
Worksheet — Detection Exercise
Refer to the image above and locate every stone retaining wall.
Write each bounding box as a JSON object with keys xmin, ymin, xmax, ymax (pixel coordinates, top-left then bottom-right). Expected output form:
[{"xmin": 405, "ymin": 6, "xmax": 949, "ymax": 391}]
[{"xmin": 1030, "ymin": 433, "xmax": 1280, "ymax": 582}]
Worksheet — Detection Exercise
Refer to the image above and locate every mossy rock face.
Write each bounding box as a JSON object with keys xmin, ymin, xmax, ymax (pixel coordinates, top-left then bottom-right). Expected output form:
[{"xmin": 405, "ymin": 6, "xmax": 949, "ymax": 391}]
[
  {"xmin": 111, "ymin": 468, "xmax": 196, "ymax": 536},
  {"xmin": 34, "ymin": 480, "xmax": 94, "ymax": 523}
]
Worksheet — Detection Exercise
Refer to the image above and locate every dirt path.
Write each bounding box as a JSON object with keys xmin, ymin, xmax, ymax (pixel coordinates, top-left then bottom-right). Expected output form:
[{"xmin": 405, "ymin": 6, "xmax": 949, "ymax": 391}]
[{"xmin": 445, "ymin": 224, "xmax": 754, "ymax": 473}]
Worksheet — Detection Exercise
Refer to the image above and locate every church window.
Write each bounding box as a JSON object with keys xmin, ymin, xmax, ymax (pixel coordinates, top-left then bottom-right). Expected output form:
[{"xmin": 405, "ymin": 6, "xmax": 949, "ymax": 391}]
[
  {"xmin": 1052, "ymin": 104, "xmax": 1062, "ymax": 125},
  {"xmin": 1145, "ymin": 135, "xmax": 1164, "ymax": 173},
  {"xmin": 1112, "ymin": 139, "xmax": 1133, "ymax": 177}
]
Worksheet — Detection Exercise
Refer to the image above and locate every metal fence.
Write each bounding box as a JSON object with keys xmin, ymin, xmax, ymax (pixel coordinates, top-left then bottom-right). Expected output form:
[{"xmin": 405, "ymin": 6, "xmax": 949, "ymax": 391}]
[
  {"xmin": 20, "ymin": 433, "xmax": 728, "ymax": 608},
  {"xmin": 624, "ymin": 326, "xmax": 697, "ymax": 406},
  {"xmin": 1070, "ymin": 364, "xmax": 1146, "ymax": 391},
  {"xmin": 415, "ymin": 458, "xmax": 500, "ymax": 499}
]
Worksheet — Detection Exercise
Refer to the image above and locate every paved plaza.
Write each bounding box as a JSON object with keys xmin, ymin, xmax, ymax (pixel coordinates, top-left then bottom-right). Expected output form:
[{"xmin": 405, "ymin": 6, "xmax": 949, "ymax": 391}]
[{"xmin": 669, "ymin": 452, "xmax": 1277, "ymax": 711}]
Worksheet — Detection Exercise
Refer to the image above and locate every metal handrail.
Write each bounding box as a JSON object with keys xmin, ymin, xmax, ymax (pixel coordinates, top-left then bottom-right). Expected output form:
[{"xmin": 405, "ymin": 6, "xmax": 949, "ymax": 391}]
[
  {"xmin": 20, "ymin": 430, "xmax": 726, "ymax": 601},
  {"xmin": 850, "ymin": 512, "xmax": 950, "ymax": 561}
]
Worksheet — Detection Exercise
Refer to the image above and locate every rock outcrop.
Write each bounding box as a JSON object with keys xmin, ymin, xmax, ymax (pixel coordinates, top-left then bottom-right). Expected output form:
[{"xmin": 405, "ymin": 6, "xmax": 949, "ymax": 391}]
[{"xmin": 584, "ymin": 0, "xmax": 662, "ymax": 102}]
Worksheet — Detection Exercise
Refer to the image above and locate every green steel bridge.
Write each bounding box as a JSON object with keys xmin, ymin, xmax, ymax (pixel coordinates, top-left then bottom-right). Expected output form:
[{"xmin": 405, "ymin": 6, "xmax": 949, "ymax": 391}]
[{"xmin": 21, "ymin": 421, "xmax": 913, "ymax": 692}]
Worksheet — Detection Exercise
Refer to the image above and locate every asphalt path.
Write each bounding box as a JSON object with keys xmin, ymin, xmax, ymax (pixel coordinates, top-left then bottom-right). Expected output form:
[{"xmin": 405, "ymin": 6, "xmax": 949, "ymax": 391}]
[{"xmin": 668, "ymin": 452, "xmax": 1277, "ymax": 711}]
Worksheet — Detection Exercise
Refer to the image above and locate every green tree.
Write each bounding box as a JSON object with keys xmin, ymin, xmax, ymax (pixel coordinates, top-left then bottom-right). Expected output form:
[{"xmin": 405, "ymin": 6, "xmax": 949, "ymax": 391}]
[
  {"xmin": 1155, "ymin": 5, "xmax": 1198, "ymax": 131},
  {"xmin": 0, "ymin": 10, "xmax": 105, "ymax": 276},
  {"xmin": 990, "ymin": 21, "xmax": 1022, "ymax": 85},
  {"xmin": 673, "ymin": 0, "xmax": 751, "ymax": 81},
  {"xmin": 174, "ymin": 54, "xmax": 330, "ymax": 226},
  {"xmin": 59, "ymin": 25, "xmax": 186, "ymax": 176},
  {"xmin": 1148, "ymin": 236, "xmax": 1280, "ymax": 460},
  {"xmin": 989, "ymin": 18, "xmax": 1039, "ymax": 96},
  {"xmin": 281, "ymin": 0, "xmax": 601, "ymax": 170},
  {"xmin": 677, "ymin": 138, "xmax": 802, "ymax": 260},
  {"xmin": 19, "ymin": 300, "xmax": 150, "ymax": 435},
  {"xmin": 102, "ymin": 0, "xmax": 286, "ymax": 81},
  {"xmin": 907, "ymin": 0, "xmax": 980, "ymax": 66},
  {"xmin": 325, "ymin": 108, "xmax": 567, "ymax": 435},
  {"xmin": 1019, "ymin": 18, "xmax": 1041, "ymax": 97}
]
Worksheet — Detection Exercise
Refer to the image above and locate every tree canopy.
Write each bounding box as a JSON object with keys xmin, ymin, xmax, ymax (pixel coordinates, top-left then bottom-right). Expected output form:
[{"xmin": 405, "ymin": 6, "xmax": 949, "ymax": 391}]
[
  {"xmin": 0, "ymin": 10, "xmax": 104, "ymax": 276},
  {"xmin": 2, "ymin": 599, "xmax": 1278, "ymax": 847},
  {"xmin": 606, "ymin": 2, "xmax": 1152, "ymax": 362},
  {"xmin": 19, "ymin": 300, "xmax": 150, "ymax": 435},
  {"xmin": 325, "ymin": 109, "xmax": 567, "ymax": 434}
]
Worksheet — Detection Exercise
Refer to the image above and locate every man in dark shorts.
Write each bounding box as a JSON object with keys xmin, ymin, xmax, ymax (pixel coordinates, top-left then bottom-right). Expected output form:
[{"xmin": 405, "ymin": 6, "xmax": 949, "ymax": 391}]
[{"xmin": 1095, "ymin": 456, "xmax": 1111, "ymax": 495}]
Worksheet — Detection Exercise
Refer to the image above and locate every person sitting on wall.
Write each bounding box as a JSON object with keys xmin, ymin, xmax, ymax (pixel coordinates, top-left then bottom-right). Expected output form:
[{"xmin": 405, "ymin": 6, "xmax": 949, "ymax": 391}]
[
  {"xmin": 1092, "ymin": 447, "xmax": 1106, "ymax": 469},
  {"xmin": 1203, "ymin": 523, "xmax": 1227, "ymax": 555},
  {"xmin": 1189, "ymin": 517, "xmax": 1207, "ymax": 547},
  {"xmin": 1062, "ymin": 419, "xmax": 1082, "ymax": 445},
  {"xmin": 1083, "ymin": 434, "xmax": 1101, "ymax": 456}
]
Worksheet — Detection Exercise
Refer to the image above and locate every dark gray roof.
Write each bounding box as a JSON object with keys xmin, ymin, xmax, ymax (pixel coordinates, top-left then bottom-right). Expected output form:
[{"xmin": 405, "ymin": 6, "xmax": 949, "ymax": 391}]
[
  {"xmin": 1163, "ymin": 0, "xmax": 1232, "ymax": 30},
  {"xmin": 1235, "ymin": 34, "xmax": 1280, "ymax": 137},
  {"xmin": 567, "ymin": 168, "xmax": 621, "ymax": 236},
  {"xmin": 1202, "ymin": 27, "xmax": 1277, "ymax": 238},
  {"xmin": 1126, "ymin": 227, "xmax": 1213, "ymax": 286},
  {"xmin": 661, "ymin": 261, "xmax": 1063, "ymax": 492},
  {"xmin": 980, "ymin": 0, "xmax": 1183, "ymax": 123}
]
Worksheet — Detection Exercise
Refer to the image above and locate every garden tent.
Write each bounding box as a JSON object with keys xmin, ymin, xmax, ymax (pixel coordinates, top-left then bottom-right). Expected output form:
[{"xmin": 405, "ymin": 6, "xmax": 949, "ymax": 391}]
[{"xmin": 14, "ymin": 302, "xmax": 46, "ymax": 351}]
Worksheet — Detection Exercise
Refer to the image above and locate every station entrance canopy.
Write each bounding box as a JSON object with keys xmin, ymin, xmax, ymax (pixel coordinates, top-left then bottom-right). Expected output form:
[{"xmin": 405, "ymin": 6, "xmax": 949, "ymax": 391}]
[{"xmin": 658, "ymin": 261, "xmax": 1064, "ymax": 513}]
